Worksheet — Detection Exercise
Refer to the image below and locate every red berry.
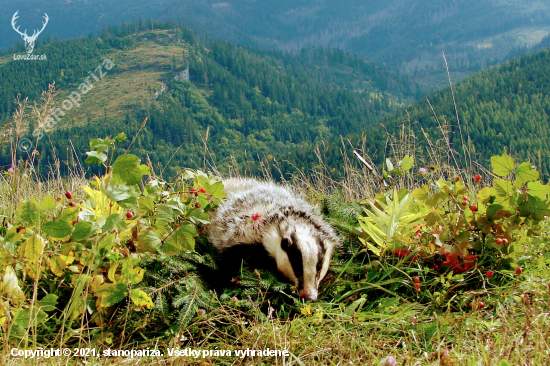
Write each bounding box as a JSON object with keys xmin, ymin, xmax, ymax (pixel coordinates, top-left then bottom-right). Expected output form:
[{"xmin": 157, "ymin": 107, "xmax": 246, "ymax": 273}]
[
  {"xmin": 462, "ymin": 196, "xmax": 468, "ymax": 201},
  {"xmin": 503, "ymin": 239, "xmax": 509, "ymax": 245},
  {"xmin": 468, "ymin": 302, "xmax": 473, "ymax": 308},
  {"xmin": 69, "ymin": 202, "xmax": 76, "ymax": 207},
  {"xmin": 462, "ymin": 201, "xmax": 467, "ymax": 206},
  {"xmin": 199, "ymin": 188, "xmax": 206, "ymax": 194},
  {"xmin": 413, "ymin": 277, "xmax": 420, "ymax": 283},
  {"xmin": 126, "ymin": 212, "xmax": 134, "ymax": 219},
  {"xmin": 478, "ymin": 301, "xmax": 485, "ymax": 309},
  {"xmin": 516, "ymin": 268, "xmax": 523, "ymax": 275},
  {"xmin": 190, "ymin": 189, "xmax": 198, "ymax": 196},
  {"xmin": 413, "ymin": 284, "xmax": 421, "ymax": 290},
  {"xmin": 486, "ymin": 270, "xmax": 494, "ymax": 278},
  {"xmin": 470, "ymin": 205, "xmax": 477, "ymax": 212},
  {"xmin": 475, "ymin": 174, "xmax": 482, "ymax": 183},
  {"xmin": 65, "ymin": 191, "xmax": 72, "ymax": 199},
  {"xmin": 496, "ymin": 238, "xmax": 503, "ymax": 245}
]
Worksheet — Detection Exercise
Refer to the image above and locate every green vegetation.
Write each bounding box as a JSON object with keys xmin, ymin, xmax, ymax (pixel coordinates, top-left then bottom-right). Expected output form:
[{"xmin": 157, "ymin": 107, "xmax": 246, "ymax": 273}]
[{"xmin": 1, "ymin": 127, "xmax": 549, "ymax": 364}]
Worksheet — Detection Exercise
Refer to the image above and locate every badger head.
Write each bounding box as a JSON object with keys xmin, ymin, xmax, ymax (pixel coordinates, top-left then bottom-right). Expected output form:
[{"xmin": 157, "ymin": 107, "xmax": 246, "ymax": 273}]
[{"xmin": 265, "ymin": 222, "xmax": 336, "ymax": 302}]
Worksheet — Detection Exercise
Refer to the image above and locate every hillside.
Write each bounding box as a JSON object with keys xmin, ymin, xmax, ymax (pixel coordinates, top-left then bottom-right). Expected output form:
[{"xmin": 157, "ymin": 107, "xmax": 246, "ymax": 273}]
[
  {"xmin": 359, "ymin": 49, "xmax": 550, "ymax": 176},
  {"xmin": 0, "ymin": 21, "xmax": 419, "ymax": 177},
  {"xmin": 2, "ymin": 1, "xmax": 550, "ymax": 91}
]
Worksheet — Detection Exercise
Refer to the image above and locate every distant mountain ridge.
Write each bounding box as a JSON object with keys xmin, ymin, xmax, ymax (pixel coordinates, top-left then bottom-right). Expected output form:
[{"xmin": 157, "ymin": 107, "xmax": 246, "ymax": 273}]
[{"xmin": 2, "ymin": 1, "xmax": 550, "ymax": 91}]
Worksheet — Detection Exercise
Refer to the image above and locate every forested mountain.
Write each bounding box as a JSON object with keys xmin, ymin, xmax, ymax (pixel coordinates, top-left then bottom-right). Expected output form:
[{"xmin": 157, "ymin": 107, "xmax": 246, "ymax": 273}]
[
  {"xmin": 358, "ymin": 49, "xmax": 550, "ymax": 176},
  {"xmin": 0, "ymin": 21, "xmax": 418, "ymax": 177},
  {"xmin": 2, "ymin": 1, "xmax": 550, "ymax": 90}
]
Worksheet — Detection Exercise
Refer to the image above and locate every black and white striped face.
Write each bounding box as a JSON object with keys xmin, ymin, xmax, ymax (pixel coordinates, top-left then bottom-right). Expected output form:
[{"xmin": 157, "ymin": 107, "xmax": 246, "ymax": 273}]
[{"xmin": 278, "ymin": 225, "xmax": 333, "ymax": 302}]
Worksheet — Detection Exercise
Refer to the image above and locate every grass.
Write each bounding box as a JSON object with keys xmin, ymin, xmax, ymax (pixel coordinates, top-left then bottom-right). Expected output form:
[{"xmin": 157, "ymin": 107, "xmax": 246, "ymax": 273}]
[{"xmin": 2, "ymin": 287, "xmax": 549, "ymax": 365}]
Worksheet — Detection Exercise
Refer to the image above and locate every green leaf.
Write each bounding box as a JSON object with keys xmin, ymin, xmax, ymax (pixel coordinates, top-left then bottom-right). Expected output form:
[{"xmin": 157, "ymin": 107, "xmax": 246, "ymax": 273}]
[
  {"xmin": 385, "ymin": 158, "xmax": 394, "ymax": 171},
  {"xmin": 89, "ymin": 137, "xmax": 111, "ymax": 153},
  {"xmin": 113, "ymin": 132, "xmax": 126, "ymax": 143},
  {"xmin": 98, "ymin": 234, "xmax": 115, "ymax": 254},
  {"xmin": 130, "ymin": 289, "xmax": 154, "ymax": 309},
  {"xmin": 187, "ymin": 209, "xmax": 210, "ymax": 224},
  {"xmin": 486, "ymin": 204, "xmax": 503, "ymax": 221},
  {"xmin": 412, "ymin": 185, "xmax": 429, "ymax": 201},
  {"xmin": 18, "ymin": 200, "xmax": 41, "ymax": 224},
  {"xmin": 104, "ymin": 183, "xmax": 132, "ymax": 202},
  {"xmin": 518, "ymin": 195, "xmax": 538, "ymax": 217},
  {"xmin": 156, "ymin": 205, "xmax": 175, "ymax": 223},
  {"xmin": 38, "ymin": 294, "xmax": 58, "ymax": 312},
  {"xmin": 137, "ymin": 230, "xmax": 162, "ymax": 252},
  {"xmin": 49, "ymin": 256, "xmax": 67, "ymax": 277},
  {"xmin": 24, "ymin": 235, "xmax": 44, "ymax": 265},
  {"xmin": 59, "ymin": 207, "xmax": 80, "ymax": 222},
  {"xmin": 0, "ymin": 252, "xmax": 15, "ymax": 266},
  {"xmin": 477, "ymin": 187, "xmax": 496, "ymax": 205},
  {"xmin": 209, "ymin": 181, "xmax": 226, "ymax": 199},
  {"xmin": 398, "ymin": 155, "xmax": 414, "ymax": 172},
  {"xmin": 112, "ymin": 154, "xmax": 149, "ymax": 185},
  {"xmin": 85, "ymin": 151, "xmax": 108, "ymax": 165},
  {"xmin": 491, "ymin": 154, "xmax": 515, "ymax": 177},
  {"xmin": 97, "ymin": 283, "xmax": 128, "ymax": 307},
  {"xmin": 138, "ymin": 196, "xmax": 155, "ymax": 214},
  {"xmin": 102, "ymin": 214, "xmax": 126, "ymax": 233},
  {"xmin": 41, "ymin": 220, "xmax": 73, "ymax": 238},
  {"xmin": 13, "ymin": 308, "xmax": 47, "ymax": 328},
  {"xmin": 345, "ymin": 297, "xmax": 367, "ymax": 316},
  {"xmin": 122, "ymin": 265, "xmax": 145, "ymax": 285},
  {"xmin": 169, "ymin": 223, "xmax": 197, "ymax": 253},
  {"xmin": 515, "ymin": 162, "xmax": 539, "ymax": 185},
  {"xmin": 108, "ymin": 262, "xmax": 120, "ymax": 283},
  {"xmin": 40, "ymin": 194, "xmax": 56, "ymax": 210},
  {"xmin": 72, "ymin": 221, "xmax": 93, "ymax": 241},
  {"xmin": 527, "ymin": 181, "xmax": 550, "ymax": 201},
  {"xmin": 493, "ymin": 179, "xmax": 513, "ymax": 199}
]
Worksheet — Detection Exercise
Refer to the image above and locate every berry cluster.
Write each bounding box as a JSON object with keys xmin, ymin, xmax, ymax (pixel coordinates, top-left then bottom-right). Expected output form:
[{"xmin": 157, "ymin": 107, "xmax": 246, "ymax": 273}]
[{"xmin": 461, "ymin": 195, "xmax": 477, "ymax": 212}]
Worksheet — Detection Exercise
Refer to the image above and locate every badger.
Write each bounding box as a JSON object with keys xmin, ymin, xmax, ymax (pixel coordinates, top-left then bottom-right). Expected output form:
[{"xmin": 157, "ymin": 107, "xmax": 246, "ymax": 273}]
[{"xmin": 206, "ymin": 178, "xmax": 340, "ymax": 302}]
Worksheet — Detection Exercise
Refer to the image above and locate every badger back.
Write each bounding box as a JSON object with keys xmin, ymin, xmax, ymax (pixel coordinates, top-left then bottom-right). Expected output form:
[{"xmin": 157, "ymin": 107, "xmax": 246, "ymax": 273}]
[{"xmin": 207, "ymin": 178, "xmax": 340, "ymax": 301}]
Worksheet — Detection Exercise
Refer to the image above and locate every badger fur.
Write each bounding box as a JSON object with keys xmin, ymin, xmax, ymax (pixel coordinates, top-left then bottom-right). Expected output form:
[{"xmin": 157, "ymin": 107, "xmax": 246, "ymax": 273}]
[{"xmin": 206, "ymin": 178, "xmax": 340, "ymax": 302}]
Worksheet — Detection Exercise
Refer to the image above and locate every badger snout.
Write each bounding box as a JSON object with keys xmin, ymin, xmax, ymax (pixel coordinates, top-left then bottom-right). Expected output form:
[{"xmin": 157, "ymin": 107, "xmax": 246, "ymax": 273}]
[{"xmin": 299, "ymin": 289, "xmax": 318, "ymax": 302}]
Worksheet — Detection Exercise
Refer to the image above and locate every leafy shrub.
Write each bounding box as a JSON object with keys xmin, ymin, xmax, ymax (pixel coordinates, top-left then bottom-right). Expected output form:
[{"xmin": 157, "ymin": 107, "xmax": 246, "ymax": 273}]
[{"xmin": 0, "ymin": 133, "xmax": 227, "ymax": 344}]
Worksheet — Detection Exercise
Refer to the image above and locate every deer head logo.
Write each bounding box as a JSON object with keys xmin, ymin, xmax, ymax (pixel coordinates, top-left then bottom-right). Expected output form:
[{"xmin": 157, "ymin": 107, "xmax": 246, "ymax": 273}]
[{"xmin": 11, "ymin": 11, "xmax": 49, "ymax": 54}]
